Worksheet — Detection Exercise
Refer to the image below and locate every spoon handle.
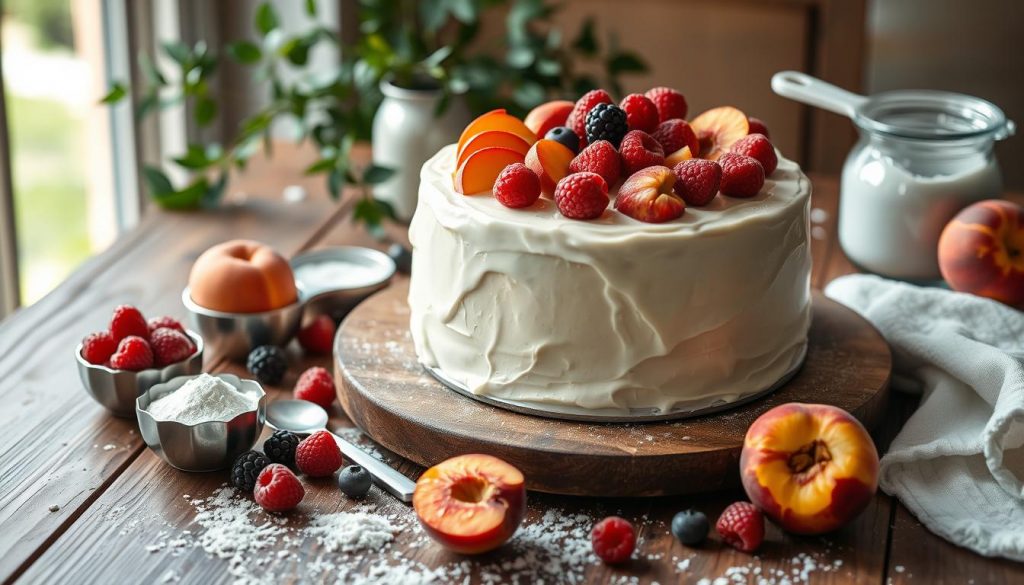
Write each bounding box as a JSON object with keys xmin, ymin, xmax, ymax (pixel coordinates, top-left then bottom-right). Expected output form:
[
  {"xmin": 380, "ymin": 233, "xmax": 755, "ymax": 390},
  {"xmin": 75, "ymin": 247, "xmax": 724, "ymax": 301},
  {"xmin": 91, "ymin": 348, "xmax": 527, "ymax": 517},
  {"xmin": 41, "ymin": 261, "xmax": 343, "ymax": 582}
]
[
  {"xmin": 771, "ymin": 71, "xmax": 868, "ymax": 119},
  {"xmin": 330, "ymin": 432, "xmax": 416, "ymax": 503}
]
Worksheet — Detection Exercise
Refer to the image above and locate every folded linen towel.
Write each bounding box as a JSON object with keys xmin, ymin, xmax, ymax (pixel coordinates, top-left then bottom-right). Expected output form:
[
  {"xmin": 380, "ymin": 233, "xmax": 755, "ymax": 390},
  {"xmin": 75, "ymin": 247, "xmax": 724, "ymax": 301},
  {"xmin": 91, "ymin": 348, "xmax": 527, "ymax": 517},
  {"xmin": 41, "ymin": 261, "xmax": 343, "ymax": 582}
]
[{"xmin": 826, "ymin": 273, "xmax": 1024, "ymax": 560}]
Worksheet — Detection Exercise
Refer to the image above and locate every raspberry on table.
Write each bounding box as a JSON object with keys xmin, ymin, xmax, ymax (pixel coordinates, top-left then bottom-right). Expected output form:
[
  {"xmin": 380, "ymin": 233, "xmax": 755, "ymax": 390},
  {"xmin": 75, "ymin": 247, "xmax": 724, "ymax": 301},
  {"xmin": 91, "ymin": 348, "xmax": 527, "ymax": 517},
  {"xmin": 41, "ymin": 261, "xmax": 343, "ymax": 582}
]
[
  {"xmin": 553, "ymin": 172, "xmax": 609, "ymax": 220},
  {"xmin": 672, "ymin": 159, "xmax": 722, "ymax": 206},
  {"xmin": 567, "ymin": 89, "xmax": 613, "ymax": 146},
  {"xmin": 652, "ymin": 119, "xmax": 698, "ymax": 157},
  {"xmin": 719, "ymin": 153, "xmax": 765, "ymax": 198},
  {"xmin": 294, "ymin": 366, "xmax": 337, "ymax": 410},
  {"xmin": 149, "ymin": 327, "xmax": 195, "ymax": 367},
  {"xmin": 231, "ymin": 450, "xmax": 270, "ymax": 493},
  {"xmin": 247, "ymin": 345, "xmax": 287, "ymax": 386},
  {"xmin": 295, "ymin": 430, "xmax": 343, "ymax": 477},
  {"xmin": 619, "ymin": 130, "xmax": 665, "ymax": 175},
  {"xmin": 730, "ymin": 133, "xmax": 778, "ymax": 175},
  {"xmin": 569, "ymin": 140, "xmax": 622, "ymax": 186},
  {"xmin": 81, "ymin": 331, "xmax": 118, "ymax": 365},
  {"xmin": 591, "ymin": 516, "xmax": 636, "ymax": 564},
  {"xmin": 264, "ymin": 430, "xmax": 300, "ymax": 470},
  {"xmin": 645, "ymin": 86, "xmax": 688, "ymax": 122},
  {"xmin": 110, "ymin": 305, "xmax": 148, "ymax": 342},
  {"xmin": 109, "ymin": 335, "xmax": 154, "ymax": 371},
  {"xmin": 619, "ymin": 93, "xmax": 659, "ymax": 133},
  {"xmin": 254, "ymin": 463, "xmax": 305, "ymax": 512},
  {"xmin": 147, "ymin": 316, "xmax": 185, "ymax": 335},
  {"xmin": 297, "ymin": 314, "xmax": 336, "ymax": 355},
  {"xmin": 493, "ymin": 162, "xmax": 542, "ymax": 209},
  {"xmin": 716, "ymin": 501, "xmax": 765, "ymax": 553},
  {"xmin": 585, "ymin": 103, "xmax": 629, "ymax": 148}
]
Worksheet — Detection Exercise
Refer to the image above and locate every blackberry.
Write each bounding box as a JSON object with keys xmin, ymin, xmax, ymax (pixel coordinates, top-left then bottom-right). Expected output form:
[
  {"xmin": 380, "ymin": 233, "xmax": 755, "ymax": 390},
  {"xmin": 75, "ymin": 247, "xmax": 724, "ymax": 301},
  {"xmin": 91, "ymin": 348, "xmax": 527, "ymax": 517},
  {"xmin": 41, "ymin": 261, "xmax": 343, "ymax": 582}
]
[
  {"xmin": 585, "ymin": 103, "xmax": 628, "ymax": 148},
  {"xmin": 264, "ymin": 429, "xmax": 300, "ymax": 470},
  {"xmin": 231, "ymin": 450, "xmax": 270, "ymax": 493},
  {"xmin": 247, "ymin": 345, "xmax": 287, "ymax": 385},
  {"xmin": 544, "ymin": 126, "xmax": 580, "ymax": 154}
]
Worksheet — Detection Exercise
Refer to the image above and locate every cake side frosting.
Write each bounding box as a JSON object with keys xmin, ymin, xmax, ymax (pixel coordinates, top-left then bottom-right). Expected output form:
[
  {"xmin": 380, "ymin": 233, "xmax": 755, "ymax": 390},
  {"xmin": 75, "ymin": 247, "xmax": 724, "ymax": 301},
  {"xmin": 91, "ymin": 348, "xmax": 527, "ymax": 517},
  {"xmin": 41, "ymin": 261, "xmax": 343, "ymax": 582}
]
[{"xmin": 409, "ymin": 145, "xmax": 812, "ymax": 413}]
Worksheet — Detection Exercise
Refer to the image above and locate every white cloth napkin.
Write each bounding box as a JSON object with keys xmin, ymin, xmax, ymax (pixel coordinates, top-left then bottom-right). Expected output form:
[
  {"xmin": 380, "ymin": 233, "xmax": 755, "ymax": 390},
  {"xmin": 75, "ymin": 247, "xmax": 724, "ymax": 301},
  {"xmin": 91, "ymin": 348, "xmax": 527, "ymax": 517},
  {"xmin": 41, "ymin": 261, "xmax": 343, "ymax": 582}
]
[{"xmin": 825, "ymin": 274, "xmax": 1024, "ymax": 561}]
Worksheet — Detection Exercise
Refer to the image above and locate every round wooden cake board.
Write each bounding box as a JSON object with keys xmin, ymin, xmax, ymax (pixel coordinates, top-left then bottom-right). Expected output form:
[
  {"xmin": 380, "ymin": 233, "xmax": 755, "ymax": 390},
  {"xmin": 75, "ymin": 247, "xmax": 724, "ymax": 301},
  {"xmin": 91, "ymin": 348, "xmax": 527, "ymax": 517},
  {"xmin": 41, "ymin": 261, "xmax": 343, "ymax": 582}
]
[{"xmin": 334, "ymin": 281, "xmax": 891, "ymax": 497}]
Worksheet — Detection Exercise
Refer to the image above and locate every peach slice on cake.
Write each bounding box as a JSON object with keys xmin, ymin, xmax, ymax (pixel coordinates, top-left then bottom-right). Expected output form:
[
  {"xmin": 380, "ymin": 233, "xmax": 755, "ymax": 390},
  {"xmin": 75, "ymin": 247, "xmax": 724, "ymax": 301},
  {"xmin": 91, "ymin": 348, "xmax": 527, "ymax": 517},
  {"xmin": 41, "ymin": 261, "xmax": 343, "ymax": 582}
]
[
  {"xmin": 413, "ymin": 454, "xmax": 527, "ymax": 554},
  {"xmin": 453, "ymin": 147, "xmax": 525, "ymax": 195},
  {"xmin": 615, "ymin": 166, "xmax": 685, "ymax": 223},
  {"xmin": 456, "ymin": 131, "xmax": 533, "ymax": 169},
  {"xmin": 689, "ymin": 106, "xmax": 750, "ymax": 160},
  {"xmin": 524, "ymin": 100, "xmax": 574, "ymax": 138},
  {"xmin": 456, "ymin": 109, "xmax": 537, "ymax": 159},
  {"xmin": 525, "ymin": 139, "xmax": 575, "ymax": 196},
  {"xmin": 740, "ymin": 403, "xmax": 879, "ymax": 535}
]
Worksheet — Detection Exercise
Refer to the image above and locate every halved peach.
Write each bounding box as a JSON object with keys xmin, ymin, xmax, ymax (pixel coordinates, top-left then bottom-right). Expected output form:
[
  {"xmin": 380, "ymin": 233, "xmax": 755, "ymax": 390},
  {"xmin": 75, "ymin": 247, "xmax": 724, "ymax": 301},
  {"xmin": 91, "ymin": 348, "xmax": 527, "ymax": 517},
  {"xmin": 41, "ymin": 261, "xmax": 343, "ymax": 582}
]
[
  {"xmin": 665, "ymin": 145, "xmax": 694, "ymax": 167},
  {"xmin": 689, "ymin": 106, "xmax": 749, "ymax": 160},
  {"xmin": 525, "ymin": 139, "xmax": 575, "ymax": 197},
  {"xmin": 524, "ymin": 100, "xmax": 574, "ymax": 138},
  {"xmin": 413, "ymin": 454, "xmax": 527, "ymax": 554},
  {"xmin": 456, "ymin": 109, "xmax": 537, "ymax": 159},
  {"xmin": 456, "ymin": 131, "xmax": 532, "ymax": 170},
  {"xmin": 453, "ymin": 147, "xmax": 525, "ymax": 195}
]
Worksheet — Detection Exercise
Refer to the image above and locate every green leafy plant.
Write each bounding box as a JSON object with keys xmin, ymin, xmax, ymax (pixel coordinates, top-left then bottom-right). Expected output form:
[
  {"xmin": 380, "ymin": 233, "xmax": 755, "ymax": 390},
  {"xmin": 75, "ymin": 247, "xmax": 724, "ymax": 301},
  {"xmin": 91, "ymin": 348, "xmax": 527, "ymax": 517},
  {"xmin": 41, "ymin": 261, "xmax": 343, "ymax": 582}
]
[{"xmin": 104, "ymin": 0, "xmax": 646, "ymax": 230}]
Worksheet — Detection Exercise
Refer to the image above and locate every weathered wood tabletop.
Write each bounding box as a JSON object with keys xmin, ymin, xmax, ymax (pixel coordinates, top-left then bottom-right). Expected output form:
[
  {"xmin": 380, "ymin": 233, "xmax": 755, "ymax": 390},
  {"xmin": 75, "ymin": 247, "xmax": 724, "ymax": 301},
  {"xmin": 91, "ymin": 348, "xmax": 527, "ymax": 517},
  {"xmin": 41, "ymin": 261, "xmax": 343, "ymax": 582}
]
[{"xmin": 2, "ymin": 144, "xmax": 1022, "ymax": 584}]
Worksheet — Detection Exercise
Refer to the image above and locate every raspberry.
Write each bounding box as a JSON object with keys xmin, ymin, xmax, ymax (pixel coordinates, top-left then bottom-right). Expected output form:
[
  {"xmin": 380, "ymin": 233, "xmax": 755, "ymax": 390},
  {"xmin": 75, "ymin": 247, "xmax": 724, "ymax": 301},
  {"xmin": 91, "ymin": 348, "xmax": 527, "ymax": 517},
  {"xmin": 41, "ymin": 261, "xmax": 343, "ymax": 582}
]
[
  {"xmin": 149, "ymin": 327, "xmax": 196, "ymax": 367},
  {"xmin": 651, "ymin": 119, "xmax": 698, "ymax": 157},
  {"xmin": 569, "ymin": 140, "xmax": 622, "ymax": 186},
  {"xmin": 567, "ymin": 89, "xmax": 613, "ymax": 146},
  {"xmin": 493, "ymin": 163, "xmax": 541, "ymax": 209},
  {"xmin": 254, "ymin": 464, "xmax": 305, "ymax": 512},
  {"xmin": 109, "ymin": 335, "xmax": 154, "ymax": 371},
  {"xmin": 748, "ymin": 117, "xmax": 771, "ymax": 138},
  {"xmin": 553, "ymin": 172, "xmax": 609, "ymax": 220},
  {"xmin": 619, "ymin": 130, "xmax": 665, "ymax": 175},
  {"xmin": 295, "ymin": 430, "xmax": 343, "ymax": 477},
  {"xmin": 719, "ymin": 153, "xmax": 765, "ymax": 198},
  {"xmin": 81, "ymin": 331, "xmax": 117, "ymax": 365},
  {"xmin": 619, "ymin": 93, "xmax": 659, "ymax": 133},
  {"xmin": 297, "ymin": 315, "xmax": 336, "ymax": 354},
  {"xmin": 645, "ymin": 86, "xmax": 688, "ymax": 122},
  {"xmin": 716, "ymin": 502, "xmax": 764, "ymax": 553},
  {"xmin": 147, "ymin": 316, "xmax": 185, "ymax": 336},
  {"xmin": 672, "ymin": 159, "xmax": 722, "ymax": 206},
  {"xmin": 730, "ymin": 133, "xmax": 778, "ymax": 175},
  {"xmin": 591, "ymin": 516, "xmax": 636, "ymax": 564},
  {"xmin": 585, "ymin": 104, "xmax": 628, "ymax": 148},
  {"xmin": 294, "ymin": 366, "xmax": 336, "ymax": 410},
  {"xmin": 110, "ymin": 305, "xmax": 148, "ymax": 342}
]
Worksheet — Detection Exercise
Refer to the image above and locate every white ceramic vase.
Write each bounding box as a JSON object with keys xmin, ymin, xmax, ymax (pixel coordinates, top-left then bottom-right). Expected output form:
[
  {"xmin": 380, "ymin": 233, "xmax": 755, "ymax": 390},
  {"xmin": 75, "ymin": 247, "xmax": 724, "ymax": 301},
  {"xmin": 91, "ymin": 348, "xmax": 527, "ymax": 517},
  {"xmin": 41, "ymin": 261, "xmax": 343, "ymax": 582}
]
[{"xmin": 371, "ymin": 79, "xmax": 471, "ymax": 222}]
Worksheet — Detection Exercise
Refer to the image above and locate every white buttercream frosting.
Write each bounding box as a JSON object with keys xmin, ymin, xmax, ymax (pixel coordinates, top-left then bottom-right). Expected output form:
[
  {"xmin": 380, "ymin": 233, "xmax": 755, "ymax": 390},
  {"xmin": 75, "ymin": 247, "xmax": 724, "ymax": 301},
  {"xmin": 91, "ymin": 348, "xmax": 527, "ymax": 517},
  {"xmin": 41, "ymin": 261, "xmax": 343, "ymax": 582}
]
[{"xmin": 408, "ymin": 144, "xmax": 812, "ymax": 413}]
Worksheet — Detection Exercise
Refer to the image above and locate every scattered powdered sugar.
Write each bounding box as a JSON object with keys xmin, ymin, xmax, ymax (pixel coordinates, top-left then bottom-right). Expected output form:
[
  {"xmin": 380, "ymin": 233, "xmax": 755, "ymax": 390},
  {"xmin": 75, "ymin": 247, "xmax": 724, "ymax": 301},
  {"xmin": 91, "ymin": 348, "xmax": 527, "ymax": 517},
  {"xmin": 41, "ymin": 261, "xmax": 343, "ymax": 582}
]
[
  {"xmin": 147, "ymin": 374, "xmax": 255, "ymax": 424},
  {"xmin": 305, "ymin": 511, "xmax": 396, "ymax": 552},
  {"xmin": 695, "ymin": 552, "xmax": 848, "ymax": 585}
]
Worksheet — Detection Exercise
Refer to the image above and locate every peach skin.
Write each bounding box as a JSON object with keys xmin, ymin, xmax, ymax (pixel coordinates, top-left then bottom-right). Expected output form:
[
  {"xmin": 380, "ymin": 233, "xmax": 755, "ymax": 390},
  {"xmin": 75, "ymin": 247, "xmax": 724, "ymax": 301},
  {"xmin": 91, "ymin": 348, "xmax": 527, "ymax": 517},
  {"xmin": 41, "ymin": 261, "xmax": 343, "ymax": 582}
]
[{"xmin": 938, "ymin": 199, "xmax": 1024, "ymax": 306}]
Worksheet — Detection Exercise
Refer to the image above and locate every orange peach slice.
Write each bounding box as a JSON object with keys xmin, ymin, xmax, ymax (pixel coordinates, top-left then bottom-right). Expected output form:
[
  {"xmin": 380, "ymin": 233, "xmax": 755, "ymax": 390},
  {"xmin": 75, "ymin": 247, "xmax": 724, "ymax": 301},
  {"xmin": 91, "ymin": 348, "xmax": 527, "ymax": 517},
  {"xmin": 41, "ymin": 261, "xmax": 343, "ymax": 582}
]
[
  {"xmin": 524, "ymin": 100, "xmax": 574, "ymax": 138},
  {"xmin": 413, "ymin": 454, "xmax": 527, "ymax": 554},
  {"xmin": 525, "ymin": 139, "xmax": 575, "ymax": 197},
  {"xmin": 456, "ymin": 131, "xmax": 532, "ymax": 170},
  {"xmin": 453, "ymin": 147, "xmax": 525, "ymax": 195},
  {"xmin": 689, "ymin": 106, "xmax": 749, "ymax": 160},
  {"xmin": 456, "ymin": 109, "xmax": 537, "ymax": 159},
  {"xmin": 665, "ymin": 146, "xmax": 694, "ymax": 167}
]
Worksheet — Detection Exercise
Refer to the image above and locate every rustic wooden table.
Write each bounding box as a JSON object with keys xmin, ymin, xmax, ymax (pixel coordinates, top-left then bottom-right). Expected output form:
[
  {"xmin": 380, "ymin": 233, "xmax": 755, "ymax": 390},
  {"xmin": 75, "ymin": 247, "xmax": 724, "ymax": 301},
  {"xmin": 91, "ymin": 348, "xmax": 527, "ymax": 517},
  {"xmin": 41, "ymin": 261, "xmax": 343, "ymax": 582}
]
[{"xmin": 2, "ymin": 145, "xmax": 1022, "ymax": 584}]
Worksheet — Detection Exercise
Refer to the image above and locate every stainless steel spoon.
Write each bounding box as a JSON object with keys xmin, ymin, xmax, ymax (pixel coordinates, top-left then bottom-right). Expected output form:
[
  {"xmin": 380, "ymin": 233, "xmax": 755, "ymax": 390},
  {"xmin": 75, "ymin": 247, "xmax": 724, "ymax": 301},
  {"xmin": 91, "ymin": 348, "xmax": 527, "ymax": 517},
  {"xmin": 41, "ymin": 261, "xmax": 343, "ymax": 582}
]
[{"xmin": 265, "ymin": 400, "xmax": 415, "ymax": 503}]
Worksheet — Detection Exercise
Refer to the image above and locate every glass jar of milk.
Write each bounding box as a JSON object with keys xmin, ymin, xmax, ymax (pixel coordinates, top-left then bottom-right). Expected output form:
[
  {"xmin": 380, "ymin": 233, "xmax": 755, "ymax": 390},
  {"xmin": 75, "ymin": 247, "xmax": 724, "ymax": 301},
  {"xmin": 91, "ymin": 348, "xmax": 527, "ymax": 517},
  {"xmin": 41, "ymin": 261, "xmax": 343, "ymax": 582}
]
[{"xmin": 839, "ymin": 93, "xmax": 1014, "ymax": 281}]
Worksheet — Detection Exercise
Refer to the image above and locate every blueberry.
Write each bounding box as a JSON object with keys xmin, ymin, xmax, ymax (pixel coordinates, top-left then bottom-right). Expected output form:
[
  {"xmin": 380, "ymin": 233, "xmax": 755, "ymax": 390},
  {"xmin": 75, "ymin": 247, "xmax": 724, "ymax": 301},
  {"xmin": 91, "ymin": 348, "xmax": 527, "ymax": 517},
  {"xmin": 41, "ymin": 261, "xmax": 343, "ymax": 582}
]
[
  {"xmin": 388, "ymin": 243, "xmax": 412, "ymax": 275},
  {"xmin": 671, "ymin": 509, "xmax": 709, "ymax": 546},
  {"xmin": 544, "ymin": 126, "xmax": 581, "ymax": 154},
  {"xmin": 338, "ymin": 465, "xmax": 372, "ymax": 498}
]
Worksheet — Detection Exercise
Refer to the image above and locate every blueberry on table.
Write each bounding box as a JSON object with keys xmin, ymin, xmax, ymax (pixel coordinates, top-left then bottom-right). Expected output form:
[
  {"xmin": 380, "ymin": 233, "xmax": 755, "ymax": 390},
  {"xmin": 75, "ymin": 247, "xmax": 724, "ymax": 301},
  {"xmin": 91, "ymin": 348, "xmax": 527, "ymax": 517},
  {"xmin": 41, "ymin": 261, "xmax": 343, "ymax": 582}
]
[
  {"xmin": 671, "ymin": 509, "xmax": 709, "ymax": 546},
  {"xmin": 338, "ymin": 465, "xmax": 372, "ymax": 498}
]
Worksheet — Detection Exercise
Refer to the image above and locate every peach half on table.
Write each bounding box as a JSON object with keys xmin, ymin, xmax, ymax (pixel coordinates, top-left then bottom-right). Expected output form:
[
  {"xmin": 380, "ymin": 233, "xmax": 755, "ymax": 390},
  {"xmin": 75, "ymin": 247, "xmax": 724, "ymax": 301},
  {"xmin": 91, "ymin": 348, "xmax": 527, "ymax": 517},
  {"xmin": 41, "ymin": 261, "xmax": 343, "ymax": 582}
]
[
  {"xmin": 689, "ymin": 106, "xmax": 749, "ymax": 160},
  {"xmin": 938, "ymin": 199, "xmax": 1024, "ymax": 307},
  {"xmin": 740, "ymin": 402, "xmax": 879, "ymax": 535},
  {"xmin": 454, "ymin": 147, "xmax": 526, "ymax": 195},
  {"xmin": 456, "ymin": 109, "xmax": 537, "ymax": 159},
  {"xmin": 524, "ymin": 100, "xmax": 574, "ymax": 138},
  {"xmin": 413, "ymin": 454, "xmax": 527, "ymax": 554},
  {"xmin": 615, "ymin": 165, "xmax": 685, "ymax": 223},
  {"xmin": 525, "ymin": 139, "xmax": 575, "ymax": 196}
]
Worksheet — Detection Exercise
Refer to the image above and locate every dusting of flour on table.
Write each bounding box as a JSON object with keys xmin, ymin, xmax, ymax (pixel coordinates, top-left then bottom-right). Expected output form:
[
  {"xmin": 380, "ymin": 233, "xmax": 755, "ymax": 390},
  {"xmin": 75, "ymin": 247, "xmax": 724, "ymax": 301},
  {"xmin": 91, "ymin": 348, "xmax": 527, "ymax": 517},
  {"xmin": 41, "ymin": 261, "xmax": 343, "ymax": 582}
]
[{"xmin": 147, "ymin": 374, "xmax": 254, "ymax": 424}]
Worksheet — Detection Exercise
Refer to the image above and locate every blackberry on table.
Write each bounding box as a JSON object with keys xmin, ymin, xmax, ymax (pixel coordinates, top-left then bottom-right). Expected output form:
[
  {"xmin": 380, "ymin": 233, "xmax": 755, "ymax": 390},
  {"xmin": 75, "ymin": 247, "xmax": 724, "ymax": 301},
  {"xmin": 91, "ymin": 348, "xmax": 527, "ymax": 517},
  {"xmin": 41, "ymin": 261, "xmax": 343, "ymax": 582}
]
[
  {"xmin": 231, "ymin": 450, "xmax": 270, "ymax": 493},
  {"xmin": 264, "ymin": 429, "xmax": 300, "ymax": 470},
  {"xmin": 585, "ymin": 103, "xmax": 628, "ymax": 148},
  {"xmin": 247, "ymin": 345, "xmax": 287, "ymax": 385}
]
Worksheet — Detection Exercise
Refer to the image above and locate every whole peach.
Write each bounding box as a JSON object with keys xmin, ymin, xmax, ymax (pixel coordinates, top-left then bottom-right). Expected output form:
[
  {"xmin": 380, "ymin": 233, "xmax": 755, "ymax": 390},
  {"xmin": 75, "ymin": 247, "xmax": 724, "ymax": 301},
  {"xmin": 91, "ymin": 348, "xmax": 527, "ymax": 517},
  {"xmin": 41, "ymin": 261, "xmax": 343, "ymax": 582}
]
[{"xmin": 938, "ymin": 199, "xmax": 1024, "ymax": 306}]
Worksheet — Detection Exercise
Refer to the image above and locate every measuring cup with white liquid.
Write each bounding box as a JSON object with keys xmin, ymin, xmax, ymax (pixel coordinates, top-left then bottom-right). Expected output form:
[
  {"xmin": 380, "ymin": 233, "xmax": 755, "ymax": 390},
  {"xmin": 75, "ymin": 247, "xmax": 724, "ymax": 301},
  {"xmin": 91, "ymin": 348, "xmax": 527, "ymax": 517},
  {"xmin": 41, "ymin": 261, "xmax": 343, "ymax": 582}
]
[{"xmin": 773, "ymin": 71, "xmax": 1015, "ymax": 281}]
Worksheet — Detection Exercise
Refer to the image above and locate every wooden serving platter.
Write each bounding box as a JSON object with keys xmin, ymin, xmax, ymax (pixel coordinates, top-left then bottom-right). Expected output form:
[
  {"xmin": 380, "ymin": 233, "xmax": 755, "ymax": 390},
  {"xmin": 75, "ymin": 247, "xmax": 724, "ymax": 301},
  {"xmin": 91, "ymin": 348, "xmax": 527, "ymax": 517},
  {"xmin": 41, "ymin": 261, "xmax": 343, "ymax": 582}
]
[{"xmin": 334, "ymin": 281, "xmax": 891, "ymax": 497}]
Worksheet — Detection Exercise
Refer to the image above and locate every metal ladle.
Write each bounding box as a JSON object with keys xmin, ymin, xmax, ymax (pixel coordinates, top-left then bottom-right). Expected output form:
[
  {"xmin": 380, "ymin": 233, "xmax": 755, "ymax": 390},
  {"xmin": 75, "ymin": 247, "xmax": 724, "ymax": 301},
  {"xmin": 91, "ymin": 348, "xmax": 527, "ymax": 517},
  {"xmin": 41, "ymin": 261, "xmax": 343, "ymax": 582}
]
[{"xmin": 266, "ymin": 400, "xmax": 415, "ymax": 503}]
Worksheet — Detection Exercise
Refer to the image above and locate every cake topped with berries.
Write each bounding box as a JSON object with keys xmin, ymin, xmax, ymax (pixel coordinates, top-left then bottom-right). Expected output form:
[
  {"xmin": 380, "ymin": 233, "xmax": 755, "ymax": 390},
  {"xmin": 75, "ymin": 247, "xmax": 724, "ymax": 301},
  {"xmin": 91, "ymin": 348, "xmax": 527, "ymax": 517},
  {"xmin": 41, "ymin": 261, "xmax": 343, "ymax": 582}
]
[{"xmin": 408, "ymin": 86, "xmax": 811, "ymax": 415}]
